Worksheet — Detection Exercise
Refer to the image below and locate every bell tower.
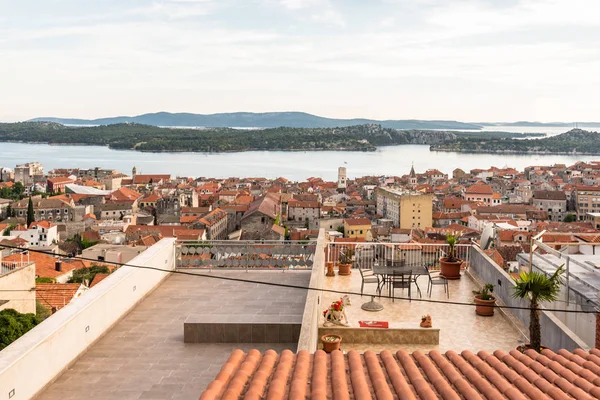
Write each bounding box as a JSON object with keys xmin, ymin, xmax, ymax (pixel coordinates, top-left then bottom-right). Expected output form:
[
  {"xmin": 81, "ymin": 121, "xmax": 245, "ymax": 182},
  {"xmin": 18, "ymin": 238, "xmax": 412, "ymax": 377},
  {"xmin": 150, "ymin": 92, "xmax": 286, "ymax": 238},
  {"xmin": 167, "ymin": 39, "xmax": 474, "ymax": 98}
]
[{"xmin": 409, "ymin": 163, "xmax": 417, "ymax": 188}]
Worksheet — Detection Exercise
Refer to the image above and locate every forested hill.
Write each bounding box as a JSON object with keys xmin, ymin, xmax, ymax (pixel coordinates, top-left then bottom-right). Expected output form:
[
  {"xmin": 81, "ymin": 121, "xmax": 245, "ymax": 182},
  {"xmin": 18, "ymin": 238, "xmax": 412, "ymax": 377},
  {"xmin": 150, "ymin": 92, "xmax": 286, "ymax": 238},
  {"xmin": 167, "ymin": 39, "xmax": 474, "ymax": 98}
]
[
  {"xmin": 431, "ymin": 129, "xmax": 600, "ymax": 154},
  {"xmin": 0, "ymin": 122, "xmax": 462, "ymax": 152},
  {"xmin": 30, "ymin": 111, "xmax": 482, "ymax": 130}
]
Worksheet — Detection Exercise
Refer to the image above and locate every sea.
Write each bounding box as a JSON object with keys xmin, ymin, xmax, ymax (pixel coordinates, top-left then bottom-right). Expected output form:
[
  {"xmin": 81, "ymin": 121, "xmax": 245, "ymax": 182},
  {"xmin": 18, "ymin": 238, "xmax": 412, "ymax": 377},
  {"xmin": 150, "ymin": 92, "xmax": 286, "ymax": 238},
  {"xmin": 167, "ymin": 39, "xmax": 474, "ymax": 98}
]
[{"xmin": 0, "ymin": 125, "xmax": 599, "ymax": 181}]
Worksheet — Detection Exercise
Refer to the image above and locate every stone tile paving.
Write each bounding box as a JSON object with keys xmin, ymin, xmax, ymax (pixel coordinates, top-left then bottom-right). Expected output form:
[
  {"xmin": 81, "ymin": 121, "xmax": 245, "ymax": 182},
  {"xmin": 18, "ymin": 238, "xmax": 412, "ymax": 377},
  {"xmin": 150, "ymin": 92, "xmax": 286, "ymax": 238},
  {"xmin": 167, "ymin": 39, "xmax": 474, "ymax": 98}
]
[
  {"xmin": 321, "ymin": 270, "xmax": 528, "ymax": 353},
  {"xmin": 37, "ymin": 270, "xmax": 310, "ymax": 400}
]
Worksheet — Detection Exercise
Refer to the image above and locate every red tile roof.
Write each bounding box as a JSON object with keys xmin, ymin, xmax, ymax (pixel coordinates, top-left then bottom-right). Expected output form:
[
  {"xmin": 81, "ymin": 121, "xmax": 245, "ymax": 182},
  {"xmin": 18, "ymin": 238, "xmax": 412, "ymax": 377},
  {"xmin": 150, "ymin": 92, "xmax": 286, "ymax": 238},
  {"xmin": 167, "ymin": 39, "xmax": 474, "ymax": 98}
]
[
  {"xmin": 3, "ymin": 253, "xmax": 86, "ymax": 278},
  {"xmin": 89, "ymin": 273, "xmax": 109, "ymax": 288},
  {"xmin": 201, "ymin": 348, "xmax": 600, "ymax": 399},
  {"xmin": 344, "ymin": 218, "xmax": 371, "ymax": 226},
  {"xmin": 466, "ymin": 182, "xmax": 494, "ymax": 194},
  {"xmin": 36, "ymin": 283, "xmax": 83, "ymax": 310},
  {"xmin": 107, "ymin": 187, "xmax": 143, "ymax": 202},
  {"xmin": 132, "ymin": 174, "xmax": 170, "ymax": 184}
]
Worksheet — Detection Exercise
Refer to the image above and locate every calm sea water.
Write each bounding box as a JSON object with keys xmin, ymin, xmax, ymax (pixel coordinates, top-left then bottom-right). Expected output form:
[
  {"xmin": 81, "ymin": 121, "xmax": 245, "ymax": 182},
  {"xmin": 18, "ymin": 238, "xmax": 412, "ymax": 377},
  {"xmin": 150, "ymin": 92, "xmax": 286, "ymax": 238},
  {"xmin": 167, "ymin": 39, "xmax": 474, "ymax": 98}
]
[{"xmin": 0, "ymin": 141, "xmax": 594, "ymax": 181}]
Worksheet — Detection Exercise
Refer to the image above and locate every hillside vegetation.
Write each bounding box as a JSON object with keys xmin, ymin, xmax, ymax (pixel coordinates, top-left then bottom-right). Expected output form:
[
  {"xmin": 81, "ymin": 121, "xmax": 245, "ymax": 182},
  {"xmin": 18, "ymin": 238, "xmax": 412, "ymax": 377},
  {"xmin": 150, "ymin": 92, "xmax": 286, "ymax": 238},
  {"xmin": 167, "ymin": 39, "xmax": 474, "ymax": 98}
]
[
  {"xmin": 0, "ymin": 122, "xmax": 553, "ymax": 153},
  {"xmin": 0, "ymin": 122, "xmax": 460, "ymax": 152},
  {"xmin": 431, "ymin": 129, "xmax": 600, "ymax": 154}
]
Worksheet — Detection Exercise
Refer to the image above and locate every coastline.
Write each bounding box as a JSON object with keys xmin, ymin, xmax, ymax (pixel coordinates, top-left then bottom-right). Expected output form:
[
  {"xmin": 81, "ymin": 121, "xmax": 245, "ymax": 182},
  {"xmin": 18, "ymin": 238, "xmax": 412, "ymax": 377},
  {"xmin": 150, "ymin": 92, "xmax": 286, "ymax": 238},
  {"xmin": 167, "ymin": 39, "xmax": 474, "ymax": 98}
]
[
  {"xmin": 0, "ymin": 140, "xmax": 377, "ymax": 154},
  {"xmin": 430, "ymin": 147, "xmax": 600, "ymax": 156},
  {"xmin": 2, "ymin": 139, "xmax": 597, "ymax": 156}
]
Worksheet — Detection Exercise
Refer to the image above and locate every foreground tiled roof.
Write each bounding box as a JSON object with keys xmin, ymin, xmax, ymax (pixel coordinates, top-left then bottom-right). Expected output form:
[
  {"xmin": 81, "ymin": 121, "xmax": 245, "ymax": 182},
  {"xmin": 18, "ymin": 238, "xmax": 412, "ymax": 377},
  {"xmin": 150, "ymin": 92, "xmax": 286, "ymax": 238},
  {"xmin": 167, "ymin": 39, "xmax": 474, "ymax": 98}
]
[{"xmin": 201, "ymin": 348, "xmax": 600, "ymax": 399}]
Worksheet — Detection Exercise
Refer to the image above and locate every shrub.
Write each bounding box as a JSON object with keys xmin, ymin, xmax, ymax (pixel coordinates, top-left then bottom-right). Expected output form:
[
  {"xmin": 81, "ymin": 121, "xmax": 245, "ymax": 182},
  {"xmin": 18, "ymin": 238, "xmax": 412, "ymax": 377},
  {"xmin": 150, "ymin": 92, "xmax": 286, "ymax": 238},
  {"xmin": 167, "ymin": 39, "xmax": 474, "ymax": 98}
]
[{"xmin": 0, "ymin": 309, "xmax": 40, "ymax": 350}]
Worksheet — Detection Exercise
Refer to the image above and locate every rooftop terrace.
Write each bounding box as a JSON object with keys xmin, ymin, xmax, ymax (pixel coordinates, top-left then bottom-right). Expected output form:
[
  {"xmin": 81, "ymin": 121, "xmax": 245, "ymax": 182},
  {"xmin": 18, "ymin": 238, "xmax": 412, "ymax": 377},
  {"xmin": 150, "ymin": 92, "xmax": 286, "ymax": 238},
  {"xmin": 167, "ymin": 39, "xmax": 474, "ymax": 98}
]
[
  {"xmin": 320, "ymin": 271, "xmax": 525, "ymax": 353},
  {"xmin": 38, "ymin": 270, "xmax": 310, "ymax": 400}
]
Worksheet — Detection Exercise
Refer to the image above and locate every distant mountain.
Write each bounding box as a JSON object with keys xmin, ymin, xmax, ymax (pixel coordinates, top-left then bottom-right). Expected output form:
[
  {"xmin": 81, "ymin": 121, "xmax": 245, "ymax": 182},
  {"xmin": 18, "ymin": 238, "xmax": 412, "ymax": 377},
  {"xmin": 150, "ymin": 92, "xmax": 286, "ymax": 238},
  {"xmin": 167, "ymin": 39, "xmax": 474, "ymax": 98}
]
[{"xmin": 29, "ymin": 112, "xmax": 482, "ymax": 130}]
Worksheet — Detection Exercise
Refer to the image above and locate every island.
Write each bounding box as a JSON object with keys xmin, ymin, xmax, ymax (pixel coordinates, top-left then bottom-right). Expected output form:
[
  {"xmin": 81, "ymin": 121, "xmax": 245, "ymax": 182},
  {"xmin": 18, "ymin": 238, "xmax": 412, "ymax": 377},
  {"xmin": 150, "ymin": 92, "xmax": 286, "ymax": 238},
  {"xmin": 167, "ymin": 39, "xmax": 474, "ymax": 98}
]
[
  {"xmin": 431, "ymin": 129, "xmax": 600, "ymax": 155},
  {"xmin": 0, "ymin": 122, "xmax": 546, "ymax": 153}
]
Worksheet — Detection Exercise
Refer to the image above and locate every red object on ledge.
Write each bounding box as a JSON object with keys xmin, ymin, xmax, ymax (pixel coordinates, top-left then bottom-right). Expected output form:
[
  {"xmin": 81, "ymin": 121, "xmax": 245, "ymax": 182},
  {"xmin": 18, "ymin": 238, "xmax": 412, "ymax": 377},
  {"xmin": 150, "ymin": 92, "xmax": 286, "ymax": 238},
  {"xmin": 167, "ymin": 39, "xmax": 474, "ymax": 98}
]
[{"xmin": 359, "ymin": 321, "xmax": 389, "ymax": 328}]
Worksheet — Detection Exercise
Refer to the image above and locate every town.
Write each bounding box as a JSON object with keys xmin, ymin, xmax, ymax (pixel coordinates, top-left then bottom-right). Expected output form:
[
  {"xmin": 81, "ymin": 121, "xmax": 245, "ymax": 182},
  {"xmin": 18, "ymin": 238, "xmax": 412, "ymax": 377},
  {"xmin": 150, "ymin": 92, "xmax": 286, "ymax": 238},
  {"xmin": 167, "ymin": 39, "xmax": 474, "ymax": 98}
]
[{"xmin": 2, "ymin": 160, "xmax": 600, "ymax": 398}]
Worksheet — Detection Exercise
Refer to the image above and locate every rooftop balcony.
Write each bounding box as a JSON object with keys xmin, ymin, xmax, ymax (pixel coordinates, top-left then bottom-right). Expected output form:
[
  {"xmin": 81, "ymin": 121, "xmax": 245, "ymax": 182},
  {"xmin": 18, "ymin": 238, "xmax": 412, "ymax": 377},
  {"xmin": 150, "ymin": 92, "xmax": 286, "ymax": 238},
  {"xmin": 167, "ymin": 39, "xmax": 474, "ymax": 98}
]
[{"xmin": 0, "ymin": 233, "xmax": 595, "ymax": 399}]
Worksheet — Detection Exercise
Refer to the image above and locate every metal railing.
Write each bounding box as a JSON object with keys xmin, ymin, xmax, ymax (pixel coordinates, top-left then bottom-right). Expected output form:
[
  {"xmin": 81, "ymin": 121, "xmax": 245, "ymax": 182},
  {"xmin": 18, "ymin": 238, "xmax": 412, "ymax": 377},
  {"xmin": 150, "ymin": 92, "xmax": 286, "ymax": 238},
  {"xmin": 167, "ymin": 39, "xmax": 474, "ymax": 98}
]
[
  {"xmin": 325, "ymin": 242, "xmax": 472, "ymax": 270},
  {"xmin": 175, "ymin": 240, "xmax": 317, "ymax": 270},
  {"xmin": 1, "ymin": 261, "xmax": 32, "ymax": 276}
]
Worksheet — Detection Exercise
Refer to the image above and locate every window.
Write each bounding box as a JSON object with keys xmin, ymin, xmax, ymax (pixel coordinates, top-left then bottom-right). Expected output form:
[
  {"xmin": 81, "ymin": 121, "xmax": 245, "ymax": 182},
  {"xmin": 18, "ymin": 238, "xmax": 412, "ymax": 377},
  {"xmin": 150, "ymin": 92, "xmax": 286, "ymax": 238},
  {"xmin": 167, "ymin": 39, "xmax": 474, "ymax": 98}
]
[{"xmin": 360, "ymin": 230, "xmax": 363, "ymax": 234}]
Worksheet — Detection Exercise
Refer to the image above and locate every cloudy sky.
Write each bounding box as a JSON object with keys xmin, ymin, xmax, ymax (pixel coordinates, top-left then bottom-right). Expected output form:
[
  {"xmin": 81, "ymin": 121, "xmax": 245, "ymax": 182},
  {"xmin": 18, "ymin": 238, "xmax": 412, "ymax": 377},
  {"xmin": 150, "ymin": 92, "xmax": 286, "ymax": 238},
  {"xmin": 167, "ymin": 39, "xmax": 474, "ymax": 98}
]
[{"xmin": 1, "ymin": 0, "xmax": 598, "ymax": 122}]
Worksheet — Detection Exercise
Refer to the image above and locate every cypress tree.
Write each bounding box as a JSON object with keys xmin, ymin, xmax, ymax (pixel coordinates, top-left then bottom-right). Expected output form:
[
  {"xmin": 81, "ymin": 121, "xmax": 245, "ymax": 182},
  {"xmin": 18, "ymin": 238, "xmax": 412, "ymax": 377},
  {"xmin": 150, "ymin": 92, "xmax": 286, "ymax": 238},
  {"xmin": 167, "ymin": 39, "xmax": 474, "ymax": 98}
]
[{"xmin": 27, "ymin": 196, "xmax": 35, "ymax": 226}]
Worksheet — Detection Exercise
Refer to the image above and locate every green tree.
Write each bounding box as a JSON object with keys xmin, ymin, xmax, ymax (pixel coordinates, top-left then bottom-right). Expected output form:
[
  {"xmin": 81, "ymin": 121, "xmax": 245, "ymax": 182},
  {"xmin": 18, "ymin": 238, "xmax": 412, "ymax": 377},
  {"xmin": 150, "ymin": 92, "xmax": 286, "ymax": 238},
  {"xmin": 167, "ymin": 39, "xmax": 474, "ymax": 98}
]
[
  {"xmin": 6, "ymin": 204, "xmax": 12, "ymax": 217},
  {"xmin": 563, "ymin": 213, "xmax": 576, "ymax": 223},
  {"xmin": 36, "ymin": 301, "xmax": 52, "ymax": 322},
  {"xmin": 512, "ymin": 265, "xmax": 564, "ymax": 352},
  {"xmin": 35, "ymin": 277, "xmax": 56, "ymax": 283},
  {"xmin": 26, "ymin": 196, "xmax": 35, "ymax": 226},
  {"xmin": 68, "ymin": 265, "xmax": 111, "ymax": 284},
  {"xmin": 0, "ymin": 309, "xmax": 39, "ymax": 350}
]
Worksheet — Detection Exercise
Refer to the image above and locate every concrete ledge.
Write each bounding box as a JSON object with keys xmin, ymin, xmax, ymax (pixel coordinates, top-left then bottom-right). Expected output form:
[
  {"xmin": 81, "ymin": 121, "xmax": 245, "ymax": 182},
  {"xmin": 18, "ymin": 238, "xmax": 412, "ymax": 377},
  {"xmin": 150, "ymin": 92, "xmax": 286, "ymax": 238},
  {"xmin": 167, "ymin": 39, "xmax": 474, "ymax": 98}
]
[
  {"xmin": 319, "ymin": 326, "xmax": 440, "ymax": 344},
  {"xmin": 184, "ymin": 322, "xmax": 301, "ymax": 343}
]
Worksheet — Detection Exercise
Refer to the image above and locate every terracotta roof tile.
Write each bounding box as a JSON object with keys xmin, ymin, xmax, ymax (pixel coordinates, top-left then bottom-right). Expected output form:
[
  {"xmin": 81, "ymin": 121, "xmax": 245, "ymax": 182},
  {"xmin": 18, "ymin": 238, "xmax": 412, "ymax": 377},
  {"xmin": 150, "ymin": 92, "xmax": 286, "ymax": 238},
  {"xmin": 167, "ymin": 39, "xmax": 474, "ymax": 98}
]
[
  {"xmin": 36, "ymin": 283, "xmax": 83, "ymax": 310},
  {"xmin": 201, "ymin": 349, "xmax": 600, "ymax": 399}
]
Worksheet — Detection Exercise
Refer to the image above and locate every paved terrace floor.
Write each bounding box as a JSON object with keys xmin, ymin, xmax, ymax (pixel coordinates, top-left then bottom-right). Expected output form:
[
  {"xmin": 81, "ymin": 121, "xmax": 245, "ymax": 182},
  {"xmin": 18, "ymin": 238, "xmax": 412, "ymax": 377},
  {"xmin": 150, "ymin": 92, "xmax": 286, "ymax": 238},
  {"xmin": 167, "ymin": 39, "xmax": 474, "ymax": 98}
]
[
  {"xmin": 321, "ymin": 269, "xmax": 526, "ymax": 353},
  {"xmin": 38, "ymin": 270, "xmax": 310, "ymax": 400}
]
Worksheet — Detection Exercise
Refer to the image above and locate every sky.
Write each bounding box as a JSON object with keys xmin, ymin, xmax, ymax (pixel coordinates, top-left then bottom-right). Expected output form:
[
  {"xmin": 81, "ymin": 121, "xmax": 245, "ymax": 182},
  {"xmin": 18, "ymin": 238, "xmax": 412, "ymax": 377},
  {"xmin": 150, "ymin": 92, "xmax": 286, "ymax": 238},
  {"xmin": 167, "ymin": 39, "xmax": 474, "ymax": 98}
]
[{"xmin": 1, "ymin": 0, "xmax": 599, "ymax": 122}]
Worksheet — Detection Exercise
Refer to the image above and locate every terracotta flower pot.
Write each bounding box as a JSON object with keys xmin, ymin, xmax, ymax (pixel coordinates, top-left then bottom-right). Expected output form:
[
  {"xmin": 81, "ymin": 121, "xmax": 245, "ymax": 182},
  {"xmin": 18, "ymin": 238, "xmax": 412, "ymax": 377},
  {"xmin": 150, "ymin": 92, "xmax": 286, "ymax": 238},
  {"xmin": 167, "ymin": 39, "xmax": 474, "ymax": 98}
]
[
  {"xmin": 474, "ymin": 295, "xmax": 496, "ymax": 316},
  {"xmin": 326, "ymin": 262, "xmax": 335, "ymax": 277},
  {"xmin": 321, "ymin": 334, "xmax": 342, "ymax": 353},
  {"xmin": 338, "ymin": 263, "xmax": 352, "ymax": 276},
  {"xmin": 440, "ymin": 257, "xmax": 462, "ymax": 280}
]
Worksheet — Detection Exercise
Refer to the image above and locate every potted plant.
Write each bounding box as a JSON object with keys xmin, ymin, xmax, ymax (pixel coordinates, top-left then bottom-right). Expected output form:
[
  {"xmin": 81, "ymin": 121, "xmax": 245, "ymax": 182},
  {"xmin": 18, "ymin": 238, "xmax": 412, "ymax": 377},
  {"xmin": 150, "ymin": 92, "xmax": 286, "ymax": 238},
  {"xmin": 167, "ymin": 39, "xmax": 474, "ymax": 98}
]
[
  {"xmin": 440, "ymin": 233, "xmax": 462, "ymax": 279},
  {"xmin": 338, "ymin": 247, "xmax": 354, "ymax": 276},
  {"xmin": 512, "ymin": 264, "xmax": 564, "ymax": 353},
  {"xmin": 321, "ymin": 334, "xmax": 342, "ymax": 353},
  {"xmin": 473, "ymin": 283, "xmax": 496, "ymax": 316}
]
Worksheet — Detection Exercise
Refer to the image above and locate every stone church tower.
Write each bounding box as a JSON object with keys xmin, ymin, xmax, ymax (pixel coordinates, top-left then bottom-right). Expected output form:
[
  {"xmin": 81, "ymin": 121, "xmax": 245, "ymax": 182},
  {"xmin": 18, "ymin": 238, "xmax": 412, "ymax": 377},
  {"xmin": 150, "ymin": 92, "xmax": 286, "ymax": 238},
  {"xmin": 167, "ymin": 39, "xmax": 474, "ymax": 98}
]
[{"xmin": 409, "ymin": 164, "xmax": 417, "ymax": 188}]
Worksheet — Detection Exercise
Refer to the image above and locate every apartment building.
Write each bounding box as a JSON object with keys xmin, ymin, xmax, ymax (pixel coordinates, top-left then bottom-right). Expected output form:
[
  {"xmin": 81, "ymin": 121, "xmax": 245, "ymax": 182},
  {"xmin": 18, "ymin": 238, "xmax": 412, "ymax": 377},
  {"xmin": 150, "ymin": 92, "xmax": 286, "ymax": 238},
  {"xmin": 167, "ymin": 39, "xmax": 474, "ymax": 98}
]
[
  {"xmin": 14, "ymin": 162, "xmax": 44, "ymax": 186},
  {"xmin": 196, "ymin": 208, "xmax": 228, "ymax": 240},
  {"xmin": 375, "ymin": 187, "xmax": 433, "ymax": 229},
  {"xmin": 575, "ymin": 185, "xmax": 600, "ymax": 221},
  {"xmin": 532, "ymin": 190, "xmax": 567, "ymax": 221},
  {"xmin": 287, "ymin": 200, "xmax": 320, "ymax": 223},
  {"xmin": 11, "ymin": 196, "xmax": 84, "ymax": 222}
]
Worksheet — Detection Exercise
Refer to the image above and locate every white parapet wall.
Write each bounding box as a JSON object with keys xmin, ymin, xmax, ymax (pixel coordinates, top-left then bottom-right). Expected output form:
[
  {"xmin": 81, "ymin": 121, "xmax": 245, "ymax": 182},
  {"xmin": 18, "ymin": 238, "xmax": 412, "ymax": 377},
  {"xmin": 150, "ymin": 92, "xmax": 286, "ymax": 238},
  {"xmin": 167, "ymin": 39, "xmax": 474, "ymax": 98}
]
[
  {"xmin": 297, "ymin": 228, "xmax": 326, "ymax": 352},
  {"xmin": 0, "ymin": 238, "xmax": 176, "ymax": 400}
]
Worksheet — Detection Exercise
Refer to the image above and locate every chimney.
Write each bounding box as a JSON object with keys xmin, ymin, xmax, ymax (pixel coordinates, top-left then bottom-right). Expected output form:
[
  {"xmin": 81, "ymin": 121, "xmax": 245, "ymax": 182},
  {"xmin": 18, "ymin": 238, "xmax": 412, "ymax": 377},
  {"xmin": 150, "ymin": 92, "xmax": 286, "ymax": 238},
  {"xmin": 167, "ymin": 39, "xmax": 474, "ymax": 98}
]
[{"xmin": 55, "ymin": 259, "xmax": 62, "ymax": 272}]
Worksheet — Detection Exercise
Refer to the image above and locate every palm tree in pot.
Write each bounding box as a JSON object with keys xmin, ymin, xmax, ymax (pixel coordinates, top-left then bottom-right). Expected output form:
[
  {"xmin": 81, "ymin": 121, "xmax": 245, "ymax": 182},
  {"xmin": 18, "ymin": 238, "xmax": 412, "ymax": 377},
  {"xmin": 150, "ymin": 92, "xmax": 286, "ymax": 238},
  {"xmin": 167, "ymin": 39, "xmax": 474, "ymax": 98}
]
[
  {"xmin": 440, "ymin": 233, "xmax": 462, "ymax": 279},
  {"xmin": 512, "ymin": 264, "xmax": 564, "ymax": 352}
]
